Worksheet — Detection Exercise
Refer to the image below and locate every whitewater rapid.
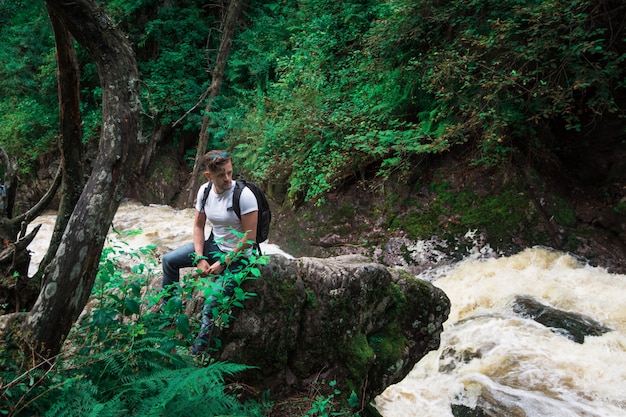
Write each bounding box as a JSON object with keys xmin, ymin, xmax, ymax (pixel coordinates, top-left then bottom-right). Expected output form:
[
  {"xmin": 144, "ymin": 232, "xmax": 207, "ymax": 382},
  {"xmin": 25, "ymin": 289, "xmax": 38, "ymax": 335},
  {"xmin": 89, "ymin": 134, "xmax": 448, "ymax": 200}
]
[
  {"xmin": 27, "ymin": 201, "xmax": 626, "ymax": 417},
  {"xmin": 375, "ymin": 248, "xmax": 626, "ymax": 417}
]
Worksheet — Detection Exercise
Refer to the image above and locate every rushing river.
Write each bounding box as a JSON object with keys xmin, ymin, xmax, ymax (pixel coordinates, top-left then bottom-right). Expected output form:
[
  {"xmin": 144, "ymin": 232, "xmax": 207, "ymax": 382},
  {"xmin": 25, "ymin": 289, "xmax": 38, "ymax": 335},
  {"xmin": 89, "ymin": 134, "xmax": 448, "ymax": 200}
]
[{"xmin": 27, "ymin": 201, "xmax": 626, "ymax": 417}]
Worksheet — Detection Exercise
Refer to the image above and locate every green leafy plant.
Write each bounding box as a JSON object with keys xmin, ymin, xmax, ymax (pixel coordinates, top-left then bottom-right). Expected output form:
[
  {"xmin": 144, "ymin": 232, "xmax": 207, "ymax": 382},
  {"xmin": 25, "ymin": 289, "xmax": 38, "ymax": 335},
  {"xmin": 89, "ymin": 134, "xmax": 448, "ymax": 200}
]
[
  {"xmin": 186, "ymin": 234, "xmax": 269, "ymax": 350},
  {"xmin": 0, "ymin": 2, "xmax": 58, "ymax": 174},
  {"xmin": 0, "ymin": 230, "xmax": 270, "ymax": 417},
  {"xmin": 217, "ymin": 0, "xmax": 626, "ymax": 204},
  {"xmin": 4, "ymin": 0, "xmax": 625, "ymax": 205},
  {"xmin": 303, "ymin": 380, "xmax": 356, "ymax": 417},
  {"xmin": 44, "ymin": 362, "xmax": 265, "ymax": 417}
]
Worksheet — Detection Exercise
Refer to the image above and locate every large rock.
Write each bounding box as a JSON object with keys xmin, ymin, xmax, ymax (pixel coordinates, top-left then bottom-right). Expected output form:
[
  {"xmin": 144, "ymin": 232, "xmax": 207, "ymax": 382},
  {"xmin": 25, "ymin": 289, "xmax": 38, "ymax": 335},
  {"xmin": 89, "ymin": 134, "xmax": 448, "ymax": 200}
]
[{"xmin": 204, "ymin": 254, "xmax": 450, "ymax": 405}]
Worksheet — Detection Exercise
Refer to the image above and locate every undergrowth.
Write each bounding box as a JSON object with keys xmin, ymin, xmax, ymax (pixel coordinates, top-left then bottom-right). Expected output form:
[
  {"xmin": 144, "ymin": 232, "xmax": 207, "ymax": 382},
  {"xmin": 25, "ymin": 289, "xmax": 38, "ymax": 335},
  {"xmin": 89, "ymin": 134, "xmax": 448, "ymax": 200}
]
[
  {"xmin": 1, "ymin": 229, "xmax": 361, "ymax": 417},
  {"xmin": 0, "ymin": 229, "xmax": 271, "ymax": 417}
]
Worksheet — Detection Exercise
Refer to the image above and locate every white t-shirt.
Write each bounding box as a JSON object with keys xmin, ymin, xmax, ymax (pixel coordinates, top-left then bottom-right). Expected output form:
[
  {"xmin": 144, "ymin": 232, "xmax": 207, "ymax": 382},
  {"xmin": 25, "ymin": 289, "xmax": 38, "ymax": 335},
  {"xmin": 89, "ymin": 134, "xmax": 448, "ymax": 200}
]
[{"xmin": 196, "ymin": 180, "xmax": 258, "ymax": 252}]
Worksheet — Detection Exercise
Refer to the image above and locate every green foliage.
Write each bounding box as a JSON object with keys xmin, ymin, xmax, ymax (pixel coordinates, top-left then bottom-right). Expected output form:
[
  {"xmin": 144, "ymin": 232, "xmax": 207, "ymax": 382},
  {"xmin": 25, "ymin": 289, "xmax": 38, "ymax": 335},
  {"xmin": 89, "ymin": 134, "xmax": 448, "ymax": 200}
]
[
  {"xmin": 1, "ymin": 0, "xmax": 223, "ymax": 172},
  {"xmin": 0, "ymin": 1, "xmax": 58, "ymax": 174},
  {"xmin": 217, "ymin": 0, "xmax": 626, "ymax": 203},
  {"xmin": 270, "ymin": 378, "xmax": 359, "ymax": 417},
  {"xmin": 3, "ymin": 0, "xmax": 625, "ymax": 205},
  {"xmin": 226, "ymin": 0, "xmax": 444, "ymax": 202},
  {"xmin": 0, "ymin": 231, "xmax": 269, "ymax": 417},
  {"xmin": 395, "ymin": 180, "xmax": 538, "ymax": 245},
  {"xmin": 409, "ymin": 0, "xmax": 626, "ymax": 164},
  {"xmin": 102, "ymin": 0, "xmax": 222, "ymax": 135},
  {"xmin": 44, "ymin": 363, "xmax": 262, "ymax": 417},
  {"xmin": 303, "ymin": 380, "xmax": 356, "ymax": 417},
  {"xmin": 139, "ymin": 7, "xmax": 215, "ymax": 128},
  {"xmin": 179, "ymin": 232, "xmax": 268, "ymax": 348}
]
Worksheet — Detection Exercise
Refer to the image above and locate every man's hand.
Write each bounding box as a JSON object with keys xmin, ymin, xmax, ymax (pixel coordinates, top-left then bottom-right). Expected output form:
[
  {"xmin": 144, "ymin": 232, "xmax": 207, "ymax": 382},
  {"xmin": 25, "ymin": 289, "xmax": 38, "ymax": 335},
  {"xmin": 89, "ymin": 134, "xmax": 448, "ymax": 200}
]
[
  {"xmin": 194, "ymin": 259, "xmax": 225, "ymax": 277},
  {"xmin": 195, "ymin": 259, "xmax": 211, "ymax": 277},
  {"xmin": 207, "ymin": 260, "xmax": 226, "ymax": 275}
]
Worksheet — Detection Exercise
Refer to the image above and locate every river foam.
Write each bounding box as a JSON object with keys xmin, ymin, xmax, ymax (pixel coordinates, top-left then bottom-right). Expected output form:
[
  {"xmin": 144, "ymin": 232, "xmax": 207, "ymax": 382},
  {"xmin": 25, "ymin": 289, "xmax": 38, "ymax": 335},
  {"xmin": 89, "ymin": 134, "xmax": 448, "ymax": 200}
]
[{"xmin": 374, "ymin": 248, "xmax": 626, "ymax": 417}]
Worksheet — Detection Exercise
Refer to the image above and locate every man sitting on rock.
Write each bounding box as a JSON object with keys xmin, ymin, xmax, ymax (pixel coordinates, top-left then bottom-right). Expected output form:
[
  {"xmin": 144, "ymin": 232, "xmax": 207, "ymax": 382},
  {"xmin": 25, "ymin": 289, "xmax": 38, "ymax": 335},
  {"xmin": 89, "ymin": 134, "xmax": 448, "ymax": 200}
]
[{"xmin": 160, "ymin": 150, "xmax": 259, "ymax": 354}]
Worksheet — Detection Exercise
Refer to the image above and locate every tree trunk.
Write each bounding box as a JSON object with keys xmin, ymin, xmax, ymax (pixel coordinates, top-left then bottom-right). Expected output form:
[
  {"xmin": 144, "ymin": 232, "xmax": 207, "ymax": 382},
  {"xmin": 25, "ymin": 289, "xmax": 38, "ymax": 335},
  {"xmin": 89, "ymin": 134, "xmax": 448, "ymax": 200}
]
[
  {"xmin": 34, "ymin": 6, "xmax": 86, "ymax": 280},
  {"xmin": 187, "ymin": 0, "xmax": 244, "ymax": 206},
  {"xmin": 21, "ymin": 0, "xmax": 143, "ymax": 361}
]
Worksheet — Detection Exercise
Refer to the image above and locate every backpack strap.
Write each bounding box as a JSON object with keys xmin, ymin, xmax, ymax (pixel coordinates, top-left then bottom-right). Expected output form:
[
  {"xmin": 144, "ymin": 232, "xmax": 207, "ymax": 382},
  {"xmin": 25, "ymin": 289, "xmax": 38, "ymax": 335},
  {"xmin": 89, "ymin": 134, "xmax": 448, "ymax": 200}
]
[
  {"xmin": 232, "ymin": 180, "xmax": 242, "ymax": 219},
  {"xmin": 200, "ymin": 181, "xmax": 212, "ymax": 212},
  {"xmin": 232, "ymin": 180, "xmax": 261, "ymax": 253}
]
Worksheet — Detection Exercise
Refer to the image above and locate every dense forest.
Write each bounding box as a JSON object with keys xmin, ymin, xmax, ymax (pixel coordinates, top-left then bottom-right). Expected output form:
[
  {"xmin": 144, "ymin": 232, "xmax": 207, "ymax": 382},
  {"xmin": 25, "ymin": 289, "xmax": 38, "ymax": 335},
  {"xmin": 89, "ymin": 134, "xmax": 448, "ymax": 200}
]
[
  {"xmin": 1, "ymin": 0, "xmax": 625, "ymax": 416},
  {"xmin": 2, "ymin": 0, "xmax": 624, "ymax": 203}
]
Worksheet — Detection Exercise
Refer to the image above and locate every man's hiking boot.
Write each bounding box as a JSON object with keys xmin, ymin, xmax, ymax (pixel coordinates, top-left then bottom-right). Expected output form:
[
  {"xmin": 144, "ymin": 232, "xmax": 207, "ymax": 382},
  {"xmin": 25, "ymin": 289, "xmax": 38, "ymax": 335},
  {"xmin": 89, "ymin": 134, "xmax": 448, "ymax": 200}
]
[
  {"xmin": 190, "ymin": 331, "xmax": 210, "ymax": 355},
  {"xmin": 190, "ymin": 327, "xmax": 220, "ymax": 356}
]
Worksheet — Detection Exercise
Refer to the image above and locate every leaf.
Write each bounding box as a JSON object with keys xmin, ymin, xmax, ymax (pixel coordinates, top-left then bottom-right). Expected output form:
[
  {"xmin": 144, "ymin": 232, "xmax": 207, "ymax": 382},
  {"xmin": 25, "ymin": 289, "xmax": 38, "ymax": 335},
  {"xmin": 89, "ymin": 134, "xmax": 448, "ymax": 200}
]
[
  {"xmin": 92, "ymin": 309, "xmax": 117, "ymax": 326},
  {"xmin": 124, "ymin": 299, "xmax": 141, "ymax": 315},
  {"xmin": 176, "ymin": 314, "xmax": 190, "ymax": 336}
]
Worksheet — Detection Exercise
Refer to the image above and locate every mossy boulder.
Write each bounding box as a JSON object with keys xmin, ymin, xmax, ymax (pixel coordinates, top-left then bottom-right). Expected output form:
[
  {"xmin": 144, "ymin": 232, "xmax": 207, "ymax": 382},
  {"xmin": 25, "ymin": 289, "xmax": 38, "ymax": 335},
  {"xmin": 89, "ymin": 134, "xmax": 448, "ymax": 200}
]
[{"xmin": 207, "ymin": 254, "xmax": 450, "ymax": 405}]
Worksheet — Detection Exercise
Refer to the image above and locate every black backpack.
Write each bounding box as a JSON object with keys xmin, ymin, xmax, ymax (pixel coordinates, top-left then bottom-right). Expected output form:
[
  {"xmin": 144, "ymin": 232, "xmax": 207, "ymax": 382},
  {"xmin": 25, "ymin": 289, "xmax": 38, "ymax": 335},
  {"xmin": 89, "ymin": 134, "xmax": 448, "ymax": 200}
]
[{"xmin": 201, "ymin": 176, "xmax": 271, "ymax": 250}]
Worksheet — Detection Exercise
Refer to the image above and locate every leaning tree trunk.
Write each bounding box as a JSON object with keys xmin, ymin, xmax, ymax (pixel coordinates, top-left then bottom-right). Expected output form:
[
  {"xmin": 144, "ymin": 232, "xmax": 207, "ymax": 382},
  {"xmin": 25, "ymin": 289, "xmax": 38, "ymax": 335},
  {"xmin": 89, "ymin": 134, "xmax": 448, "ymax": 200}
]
[
  {"xmin": 22, "ymin": 0, "xmax": 143, "ymax": 361},
  {"xmin": 34, "ymin": 5, "xmax": 86, "ymax": 280},
  {"xmin": 187, "ymin": 0, "xmax": 244, "ymax": 206}
]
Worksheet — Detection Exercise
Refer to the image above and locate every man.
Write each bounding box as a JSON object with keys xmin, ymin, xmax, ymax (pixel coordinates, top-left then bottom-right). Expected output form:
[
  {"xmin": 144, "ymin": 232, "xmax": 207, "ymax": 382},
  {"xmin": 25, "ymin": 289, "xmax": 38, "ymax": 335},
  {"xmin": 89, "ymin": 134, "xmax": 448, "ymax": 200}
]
[{"xmin": 161, "ymin": 150, "xmax": 259, "ymax": 354}]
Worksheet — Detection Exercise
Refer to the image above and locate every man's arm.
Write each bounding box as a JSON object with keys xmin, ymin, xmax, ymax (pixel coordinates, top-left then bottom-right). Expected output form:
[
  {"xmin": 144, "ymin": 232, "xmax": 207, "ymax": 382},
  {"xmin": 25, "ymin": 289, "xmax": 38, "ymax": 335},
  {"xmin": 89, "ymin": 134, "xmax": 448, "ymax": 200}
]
[{"xmin": 193, "ymin": 210, "xmax": 210, "ymax": 274}]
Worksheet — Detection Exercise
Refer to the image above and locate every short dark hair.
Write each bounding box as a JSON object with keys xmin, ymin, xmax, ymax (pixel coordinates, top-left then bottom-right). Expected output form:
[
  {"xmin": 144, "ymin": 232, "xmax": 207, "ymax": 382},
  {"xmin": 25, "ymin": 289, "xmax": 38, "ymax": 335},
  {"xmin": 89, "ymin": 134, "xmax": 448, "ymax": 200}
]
[{"xmin": 202, "ymin": 150, "xmax": 231, "ymax": 172}]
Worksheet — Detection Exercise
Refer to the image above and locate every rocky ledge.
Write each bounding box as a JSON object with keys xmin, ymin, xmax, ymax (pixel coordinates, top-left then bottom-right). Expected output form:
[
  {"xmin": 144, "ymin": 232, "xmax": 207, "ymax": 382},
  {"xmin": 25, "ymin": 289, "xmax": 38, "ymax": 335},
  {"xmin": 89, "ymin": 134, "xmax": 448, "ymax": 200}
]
[{"xmin": 189, "ymin": 254, "xmax": 450, "ymax": 408}]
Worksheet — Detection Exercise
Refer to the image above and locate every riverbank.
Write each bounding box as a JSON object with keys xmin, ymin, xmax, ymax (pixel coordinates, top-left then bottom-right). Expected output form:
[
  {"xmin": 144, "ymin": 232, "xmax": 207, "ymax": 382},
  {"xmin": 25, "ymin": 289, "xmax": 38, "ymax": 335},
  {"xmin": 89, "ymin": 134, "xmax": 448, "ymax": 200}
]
[{"xmin": 20, "ymin": 131, "xmax": 625, "ymax": 275}]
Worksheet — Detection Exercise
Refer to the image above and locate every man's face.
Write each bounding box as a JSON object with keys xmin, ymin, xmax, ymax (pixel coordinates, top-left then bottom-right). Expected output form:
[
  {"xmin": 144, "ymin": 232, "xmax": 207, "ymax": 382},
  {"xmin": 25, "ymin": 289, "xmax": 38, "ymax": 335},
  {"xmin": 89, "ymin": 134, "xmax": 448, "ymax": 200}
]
[{"xmin": 206, "ymin": 160, "xmax": 233, "ymax": 193}]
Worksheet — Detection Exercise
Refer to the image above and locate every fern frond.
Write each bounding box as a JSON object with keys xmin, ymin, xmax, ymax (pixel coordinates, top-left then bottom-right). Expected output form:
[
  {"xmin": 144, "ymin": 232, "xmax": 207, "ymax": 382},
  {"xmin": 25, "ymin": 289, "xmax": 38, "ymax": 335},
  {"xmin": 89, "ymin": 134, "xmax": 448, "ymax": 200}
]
[
  {"xmin": 44, "ymin": 363, "xmax": 263, "ymax": 417},
  {"xmin": 117, "ymin": 362, "xmax": 260, "ymax": 417},
  {"xmin": 44, "ymin": 378, "xmax": 101, "ymax": 417}
]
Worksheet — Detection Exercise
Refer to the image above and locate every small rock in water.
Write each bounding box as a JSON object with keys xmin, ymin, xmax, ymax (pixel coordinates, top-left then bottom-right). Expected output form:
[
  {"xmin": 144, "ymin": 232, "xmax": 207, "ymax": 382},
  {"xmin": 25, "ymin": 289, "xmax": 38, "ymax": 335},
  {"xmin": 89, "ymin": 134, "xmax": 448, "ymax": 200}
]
[{"xmin": 511, "ymin": 295, "xmax": 611, "ymax": 343}]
